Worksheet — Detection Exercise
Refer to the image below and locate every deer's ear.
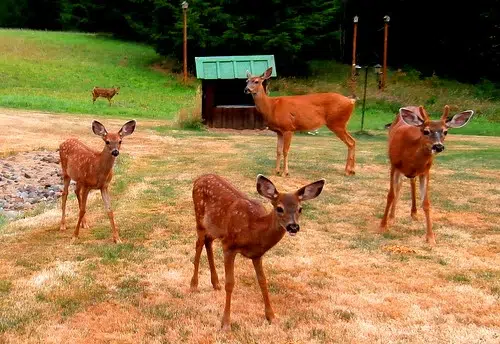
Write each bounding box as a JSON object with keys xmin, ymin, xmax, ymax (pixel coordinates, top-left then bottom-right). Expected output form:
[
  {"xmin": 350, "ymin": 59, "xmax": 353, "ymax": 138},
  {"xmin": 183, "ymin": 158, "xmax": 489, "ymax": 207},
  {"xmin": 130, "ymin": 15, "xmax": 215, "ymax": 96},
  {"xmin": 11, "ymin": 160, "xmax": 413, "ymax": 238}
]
[
  {"xmin": 446, "ymin": 110, "xmax": 474, "ymax": 129},
  {"xmin": 246, "ymin": 70, "xmax": 252, "ymax": 80},
  {"xmin": 92, "ymin": 120, "xmax": 108, "ymax": 137},
  {"xmin": 399, "ymin": 107, "xmax": 425, "ymax": 127},
  {"xmin": 261, "ymin": 67, "xmax": 272, "ymax": 80},
  {"xmin": 296, "ymin": 179, "xmax": 325, "ymax": 201},
  {"xmin": 119, "ymin": 120, "xmax": 136, "ymax": 137},
  {"xmin": 256, "ymin": 174, "xmax": 278, "ymax": 200}
]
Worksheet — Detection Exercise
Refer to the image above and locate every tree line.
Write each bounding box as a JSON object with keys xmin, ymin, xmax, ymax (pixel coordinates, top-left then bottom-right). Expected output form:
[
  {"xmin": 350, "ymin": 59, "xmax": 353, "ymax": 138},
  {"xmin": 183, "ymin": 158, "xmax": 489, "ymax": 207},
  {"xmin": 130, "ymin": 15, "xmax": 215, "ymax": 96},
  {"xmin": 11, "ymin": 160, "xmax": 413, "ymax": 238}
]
[{"xmin": 1, "ymin": 0, "xmax": 498, "ymax": 83}]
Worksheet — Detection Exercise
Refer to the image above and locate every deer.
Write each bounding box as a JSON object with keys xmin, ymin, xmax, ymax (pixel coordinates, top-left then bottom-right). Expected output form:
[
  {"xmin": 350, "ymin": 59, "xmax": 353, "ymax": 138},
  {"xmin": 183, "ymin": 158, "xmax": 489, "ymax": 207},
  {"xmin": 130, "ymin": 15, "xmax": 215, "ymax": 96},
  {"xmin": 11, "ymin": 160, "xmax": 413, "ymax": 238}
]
[
  {"xmin": 190, "ymin": 173, "xmax": 325, "ymax": 330},
  {"xmin": 92, "ymin": 86, "xmax": 120, "ymax": 106},
  {"xmin": 379, "ymin": 105, "xmax": 474, "ymax": 245},
  {"xmin": 59, "ymin": 120, "xmax": 136, "ymax": 243},
  {"xmin": 245, "ymin": 67, "xmax": 356, "ymax": 177}
]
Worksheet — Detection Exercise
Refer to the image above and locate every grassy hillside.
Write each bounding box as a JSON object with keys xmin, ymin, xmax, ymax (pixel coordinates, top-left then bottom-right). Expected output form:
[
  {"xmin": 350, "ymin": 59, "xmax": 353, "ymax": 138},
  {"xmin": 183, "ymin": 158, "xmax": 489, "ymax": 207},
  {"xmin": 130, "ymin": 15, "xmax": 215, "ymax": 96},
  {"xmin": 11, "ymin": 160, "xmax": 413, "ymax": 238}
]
[
  {"xmin": 271, "ymin": 61, "xmax": 500, "ymax": 136},
  {"xmin": 0, "ymin": 29, "xmax": 499, "ymax": 135},
  {"xmin": 0, "ymin": 29, "xmax": 195, "ymax": 119}
]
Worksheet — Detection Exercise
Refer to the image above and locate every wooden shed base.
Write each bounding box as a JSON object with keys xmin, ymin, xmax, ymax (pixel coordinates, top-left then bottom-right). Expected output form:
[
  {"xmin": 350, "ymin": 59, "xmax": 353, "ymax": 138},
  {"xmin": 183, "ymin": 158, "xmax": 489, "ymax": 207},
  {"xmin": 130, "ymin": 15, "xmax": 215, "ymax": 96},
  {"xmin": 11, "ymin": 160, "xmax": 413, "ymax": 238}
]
[{"xmin": 209, "ymin": 105, "xmax": 266, "ymax": 130}]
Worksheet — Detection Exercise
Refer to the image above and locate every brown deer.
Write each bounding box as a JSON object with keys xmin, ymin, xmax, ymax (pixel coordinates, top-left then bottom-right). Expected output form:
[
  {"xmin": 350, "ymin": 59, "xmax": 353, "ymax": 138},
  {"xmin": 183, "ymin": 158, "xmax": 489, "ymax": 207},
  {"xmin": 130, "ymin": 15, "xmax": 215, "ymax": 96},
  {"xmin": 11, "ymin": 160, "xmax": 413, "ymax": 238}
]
[
  {"xmin": 191, "ymin": 173, "xmax": 325, "ymax": 330},
  {"xmin": 379, "ymin": 105, "xmax": 474, "ymax": 244},
  {"xmin": 92, "ymin": 86, "xmax": 120, "ymax": 106},
  {"xmin": 245, "ymin": 67, "xmax": 356, "ymax": 176},
  {"xmin": 59, "ymin": 120, "xmax": 136, "ymax": 243}
]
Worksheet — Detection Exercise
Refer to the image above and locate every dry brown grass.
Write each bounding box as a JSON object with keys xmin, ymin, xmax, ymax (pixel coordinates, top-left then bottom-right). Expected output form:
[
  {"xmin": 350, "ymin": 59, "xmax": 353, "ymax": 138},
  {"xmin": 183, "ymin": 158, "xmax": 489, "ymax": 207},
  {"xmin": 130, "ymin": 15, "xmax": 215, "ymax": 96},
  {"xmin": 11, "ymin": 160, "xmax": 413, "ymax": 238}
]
[{"xmin": 1, "ymin": 109, "xmax": 499, "ymax": 343}]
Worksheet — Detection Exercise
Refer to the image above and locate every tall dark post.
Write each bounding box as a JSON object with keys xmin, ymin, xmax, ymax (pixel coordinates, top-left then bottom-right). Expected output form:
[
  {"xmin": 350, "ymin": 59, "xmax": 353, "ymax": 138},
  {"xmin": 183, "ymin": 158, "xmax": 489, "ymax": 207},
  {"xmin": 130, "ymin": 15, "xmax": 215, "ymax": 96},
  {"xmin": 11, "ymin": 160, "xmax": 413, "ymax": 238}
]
[
  {"xmin": 350, "ymin": 16, "xmax": 359, "ymax": 96},
  {"xmin": 382, "ymin": 15, "xmax": 390, "ymax": 91},
  {"xmin": 361, "ymin": 66, "xmax": 368, "ymax": 131},
  {"xmin": 182, "ymin": 1, "xmax": 189, "ymax": 84},
  {"xmin": 351, "ymin": 16, "xmax": 359, "ymax": 80}
]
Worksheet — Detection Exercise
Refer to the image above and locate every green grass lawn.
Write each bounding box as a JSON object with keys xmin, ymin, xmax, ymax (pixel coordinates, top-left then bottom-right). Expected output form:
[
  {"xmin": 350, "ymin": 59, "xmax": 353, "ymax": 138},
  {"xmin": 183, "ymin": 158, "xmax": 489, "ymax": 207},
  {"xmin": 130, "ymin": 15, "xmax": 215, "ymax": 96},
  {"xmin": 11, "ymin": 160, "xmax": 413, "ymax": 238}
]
[
  {"xmin": 0, "ymin": 29, "xmax": 499, "ymax": 135},
  {"xmin": 0, "ymin": 29, "xmax": 196, "ymax": 119}
]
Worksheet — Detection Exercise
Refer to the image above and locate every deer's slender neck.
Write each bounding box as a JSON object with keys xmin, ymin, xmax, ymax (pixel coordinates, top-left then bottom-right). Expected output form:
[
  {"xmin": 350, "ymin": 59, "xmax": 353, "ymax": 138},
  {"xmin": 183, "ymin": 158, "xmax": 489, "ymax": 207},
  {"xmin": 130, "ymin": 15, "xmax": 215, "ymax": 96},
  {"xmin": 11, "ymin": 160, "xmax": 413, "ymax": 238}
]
[
  {"xmin": 252, "ymin": 89, "xmax": 274, "ymax": 119},
  {"xmin": 98, "ymin": 148, "xmax": 116, "ymax": 173},
  {"xmin": 257, "ymin": 208, "xmax": 286, "ymax": 252}
]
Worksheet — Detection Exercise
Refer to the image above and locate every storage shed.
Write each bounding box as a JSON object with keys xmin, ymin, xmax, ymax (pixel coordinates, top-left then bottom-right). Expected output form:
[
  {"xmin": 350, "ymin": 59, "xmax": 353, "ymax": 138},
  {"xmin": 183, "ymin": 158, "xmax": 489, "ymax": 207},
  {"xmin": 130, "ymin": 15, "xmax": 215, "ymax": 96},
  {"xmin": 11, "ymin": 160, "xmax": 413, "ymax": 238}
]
[{"xmin": 195, "ymin": 55, "xmax": 277, "ymax": 129}]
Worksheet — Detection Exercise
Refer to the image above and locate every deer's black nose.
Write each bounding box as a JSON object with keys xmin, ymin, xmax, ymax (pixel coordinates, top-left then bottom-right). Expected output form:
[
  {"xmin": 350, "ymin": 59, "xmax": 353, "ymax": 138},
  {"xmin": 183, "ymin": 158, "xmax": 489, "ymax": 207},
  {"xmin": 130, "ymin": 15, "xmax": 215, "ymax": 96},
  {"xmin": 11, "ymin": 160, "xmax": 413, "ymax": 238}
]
[
  {"xmin": 432, "ymin": 143, "xmax": 445, "ymax": 153},
  {"xmin": 286, "ymin": 224, "xmax": 300, "ymax": 233},
  {"xmin": 111, "ymin": 149, "xmax": 119, "ymax": 157},
  {"xmin": 244, "ymin": 87, "xmax": 250, "ymax": 94}
]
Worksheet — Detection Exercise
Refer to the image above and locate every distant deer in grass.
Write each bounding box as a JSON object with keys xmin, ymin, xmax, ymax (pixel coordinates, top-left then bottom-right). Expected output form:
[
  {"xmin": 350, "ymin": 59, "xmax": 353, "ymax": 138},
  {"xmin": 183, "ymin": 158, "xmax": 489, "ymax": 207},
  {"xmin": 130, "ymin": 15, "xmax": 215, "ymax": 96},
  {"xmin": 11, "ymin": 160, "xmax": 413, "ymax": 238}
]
[
  {"xmin": 380, "ymin": 105, "xmax": 474, "ymax": 244},
  {"xmin": 92, "ymin": 86, "xmax": 120, "ymax": 106},
  {"xmin": 59, "ymin": 120, "xmax": 136, "ymax": 243},
  {"xmin": 245, "ymin": 67, "xmax": 356, "ymax": 176},
  {"xmin": 191, "ymin": 173, "xmax": 325, "ymax": 330}
]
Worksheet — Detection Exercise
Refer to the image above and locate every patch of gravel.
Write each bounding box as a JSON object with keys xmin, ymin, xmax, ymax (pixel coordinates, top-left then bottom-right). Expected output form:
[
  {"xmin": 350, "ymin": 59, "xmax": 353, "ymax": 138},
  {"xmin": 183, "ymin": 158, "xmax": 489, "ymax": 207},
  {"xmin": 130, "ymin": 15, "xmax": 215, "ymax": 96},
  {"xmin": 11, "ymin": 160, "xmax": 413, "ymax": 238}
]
[{"xmin": 0, "ymin": 151, "xmax": 66, "ymax": 220}]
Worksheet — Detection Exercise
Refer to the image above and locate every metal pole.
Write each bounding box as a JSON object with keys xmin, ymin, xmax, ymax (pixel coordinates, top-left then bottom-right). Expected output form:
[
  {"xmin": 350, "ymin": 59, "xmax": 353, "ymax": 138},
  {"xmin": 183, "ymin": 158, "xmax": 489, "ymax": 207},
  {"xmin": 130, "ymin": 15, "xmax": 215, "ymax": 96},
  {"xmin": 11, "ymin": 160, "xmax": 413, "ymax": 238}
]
[
  {"xmin": 183, "ymin": 7, "xmax": 188, "ymax": 84},
  {"xmin": 351, "ymin": 16, "xmax": 358, "ymax": 81},
  {"xmin": 382, "ymin": 15, "xmax": 390, "ymax": 91},
  {"xmin": 361, "ymin": 66, "xmax": 368, "ymax": 131}
]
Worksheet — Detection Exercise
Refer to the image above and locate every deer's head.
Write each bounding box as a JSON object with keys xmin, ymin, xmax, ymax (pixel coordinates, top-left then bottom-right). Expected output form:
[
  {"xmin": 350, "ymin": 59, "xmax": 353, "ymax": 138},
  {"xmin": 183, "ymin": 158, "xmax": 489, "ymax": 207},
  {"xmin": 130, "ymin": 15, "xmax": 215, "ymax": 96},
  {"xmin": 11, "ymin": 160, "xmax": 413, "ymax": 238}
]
[
  {"xmin": 399, "ymin": 105, "xmax": 474, "ymax": 154},
  {"xmin": 114, "ymin": 87, "xmax": 120, "ymax": 95},
  {"xmin": 244, "ymin": 67, "xmax": 272, "ymax": 95},
  {"xmin": 256, "ymin": 175, "xmax": 325, "ymax": 236},
  {"xmin": 92, "ymin": 120, "xmax": 136, "ymax": 157}
]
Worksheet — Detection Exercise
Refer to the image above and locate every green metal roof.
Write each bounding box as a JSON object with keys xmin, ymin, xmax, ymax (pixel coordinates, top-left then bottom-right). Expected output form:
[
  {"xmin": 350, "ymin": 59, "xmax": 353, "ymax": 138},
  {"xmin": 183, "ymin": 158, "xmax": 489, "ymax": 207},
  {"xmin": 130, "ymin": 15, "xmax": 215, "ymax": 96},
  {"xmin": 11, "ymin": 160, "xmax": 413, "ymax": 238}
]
[{"xmin": 195, "ymin": 55, "xmax": 277, "ymax": 79}]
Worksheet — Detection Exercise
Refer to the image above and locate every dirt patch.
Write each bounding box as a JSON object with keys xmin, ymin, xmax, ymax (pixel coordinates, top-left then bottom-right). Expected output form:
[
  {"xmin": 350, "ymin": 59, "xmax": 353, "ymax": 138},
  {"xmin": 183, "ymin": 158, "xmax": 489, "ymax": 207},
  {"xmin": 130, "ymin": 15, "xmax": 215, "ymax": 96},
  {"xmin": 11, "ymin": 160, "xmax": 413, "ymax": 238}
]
[{"xmin": 0, "ymin": 150, "xmax": 63, "ymax": 215}]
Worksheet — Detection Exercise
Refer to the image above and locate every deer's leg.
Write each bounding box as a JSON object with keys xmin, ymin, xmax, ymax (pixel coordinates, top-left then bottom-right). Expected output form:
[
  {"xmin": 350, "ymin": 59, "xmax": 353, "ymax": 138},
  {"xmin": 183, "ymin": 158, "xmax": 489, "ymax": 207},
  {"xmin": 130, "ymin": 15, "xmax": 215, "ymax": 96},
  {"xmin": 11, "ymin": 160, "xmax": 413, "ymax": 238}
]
[
  {"xmin": 60, "ymin": 175, "xmax": 71, "ymax": 231},
  {"xmin": 282, "ymin": 131, "xmax": 293, "ymax": 177},
  {"xmin": 72, "ymin": 187, "xmax": 90, "ymax": 243},
  {"xmin": 108, "ymin": 98, "xmax": 112, "ymax": 106},
  {"xmin": 380, "ymin": 167, "xmax": 399, "ymax": 232},
  {"xmin": 389, "ymin": 173, "xmax": 403, "ymax": 219},
  {"xmin": 190, "ymin": 226, "xmax": 205, "ymax": 291},
  {"xmin": 252, "ymin": 257, "xmax": 275, "ymax": 323},
  {"xmin": 75, "ymin": 184, "xmax": 89, "ymax": 229},
  {"xmin": 221, "ymin": 250, "xmax": 236, "ymax": 331},
  {"xmin": 410, "ymin": 177, "xmax": 418, "ymax": 220},
  {"xmin": 328, "ymin": 125, "xmax": 356, "ymax": 176},
  {"xmin": 101, "ymin": 187, "xmax": 121, "ymax": 244},
  {"xmin": 419, "ymin": 173, "xmax": 435, "ymax": 245},
  {"xmin": 275, "ymin": 132, "xmax": 284, "ymax": 175},
  {"xmin": 205, "ymin": 237, "xmax": 221, "ymax": 290}
]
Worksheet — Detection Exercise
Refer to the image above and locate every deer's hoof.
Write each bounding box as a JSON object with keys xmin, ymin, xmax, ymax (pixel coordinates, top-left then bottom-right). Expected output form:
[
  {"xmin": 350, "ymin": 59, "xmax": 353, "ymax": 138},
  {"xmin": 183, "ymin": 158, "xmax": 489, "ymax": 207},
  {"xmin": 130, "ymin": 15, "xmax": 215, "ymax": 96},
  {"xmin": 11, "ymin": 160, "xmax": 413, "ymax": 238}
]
[
  {"xmin": 114, "ymin": 238, "xmax": 123, "ymax": 244},
  {"xmin": 60, "ymin": 224, "xmax": 66, "ymax": 231},
  {"xmin": 378, "ymin": 225, "xmax": 388, "ymax": 234},
  {"xmin": 411, "ymin": 213, "xmax": 419, "ymax": 220},
  {"xmin": 221, "ymin": 321, "xmax": 231, "ymax": 332},
  {"xmin": 265, "ymin": 311, "xmax": 275, "ymax": 323},
  {"xmin": 345, "ymin": 170, "xmax": 356, "ymax": 176},
  {"xmin": 426, "ymin": 235, "xmax": 436, "ymax": 246},
  {"xmin": 213, "ymin": 283, "xmax": 221, "ymax": 290}
]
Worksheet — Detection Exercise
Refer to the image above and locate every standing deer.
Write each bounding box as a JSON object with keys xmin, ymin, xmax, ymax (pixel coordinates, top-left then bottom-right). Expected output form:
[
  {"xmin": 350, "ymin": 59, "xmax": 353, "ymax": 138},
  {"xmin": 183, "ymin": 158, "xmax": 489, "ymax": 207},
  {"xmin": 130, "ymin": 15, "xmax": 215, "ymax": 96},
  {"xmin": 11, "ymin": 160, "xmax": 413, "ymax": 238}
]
[
  {"xmin": 92, "ymin": 86, "xmax": 120, "ymax": 106},
  {"xmin": 245, "ymin": 67, "xmax": 356, "ymax": 176},
  {"xmin": 59, "ymin": 120, "xmax": 136, "ymax": 243},
  {"xmin": 380, "ymin": 105, "xmax": 474, "ymax": 244},
  {"xmin": 191, "ymin": 173, "xmax": 325, "ymax": 330}
]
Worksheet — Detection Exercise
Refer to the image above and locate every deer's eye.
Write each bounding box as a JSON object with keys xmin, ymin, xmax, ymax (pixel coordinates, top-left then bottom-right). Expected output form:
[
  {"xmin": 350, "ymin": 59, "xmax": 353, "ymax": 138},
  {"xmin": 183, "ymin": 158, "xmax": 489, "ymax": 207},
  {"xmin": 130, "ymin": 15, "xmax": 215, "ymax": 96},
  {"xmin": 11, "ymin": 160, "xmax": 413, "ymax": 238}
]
[
  {"xmin": 298, "ymin": 207, "xmax": 303, "ymax": 214},
  {"xmin": 276, "ymin": 206, "xmax": 284, "ymax": 214},
  {"xmin": 443, "ymin": 131, "xmax": 448, "ymax": 136},
  {"xmin": 423, "ymin": 129, "xmax": 431, "ymax": 135},
  {"xmin": 253, "ymin": 80, "xmax": 258, "ymax": 84},
  {"xmin": 119, "ymin": 140, "xmax": 122, "ymax": 144},
  {"xmin": 105, "ymin": 140, "xmax": 110, "ymax": 144}
]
